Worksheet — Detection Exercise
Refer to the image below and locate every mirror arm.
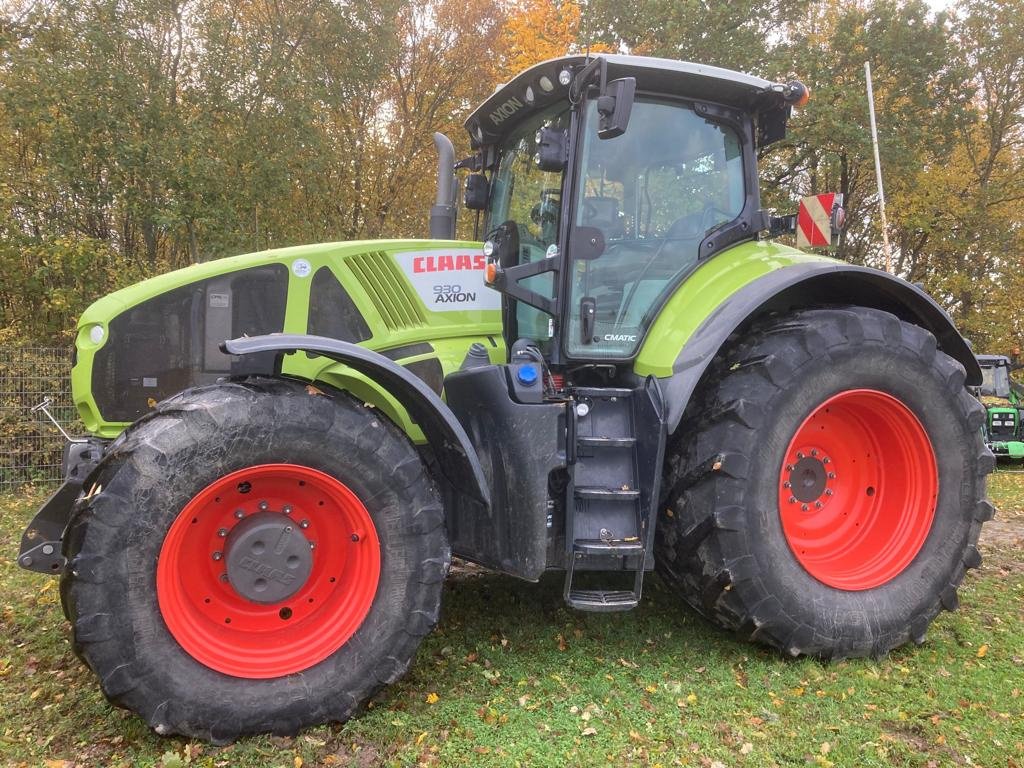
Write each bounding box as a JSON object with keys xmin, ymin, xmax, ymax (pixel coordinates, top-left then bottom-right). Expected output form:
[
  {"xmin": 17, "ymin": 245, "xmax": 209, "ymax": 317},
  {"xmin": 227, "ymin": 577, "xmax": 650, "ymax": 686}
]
[{"xmin": 488, "ymin": 257, "xmax": 559, "ymax": 316}]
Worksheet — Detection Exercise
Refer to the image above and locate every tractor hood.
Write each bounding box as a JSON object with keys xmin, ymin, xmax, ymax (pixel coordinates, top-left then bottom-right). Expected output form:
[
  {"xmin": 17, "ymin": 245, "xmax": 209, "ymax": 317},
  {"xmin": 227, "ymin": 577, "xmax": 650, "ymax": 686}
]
[{"xmin": 72, "ymin": 239, "xmax": 502, "ymax": 436}]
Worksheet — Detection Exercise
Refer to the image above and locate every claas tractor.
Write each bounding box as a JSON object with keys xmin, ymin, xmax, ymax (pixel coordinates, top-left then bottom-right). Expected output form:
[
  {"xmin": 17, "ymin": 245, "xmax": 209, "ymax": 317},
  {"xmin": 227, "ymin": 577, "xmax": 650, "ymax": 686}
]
[
  {"xmin": 976, "ymin": 354, "xmax": 1024, "ymax": 460},
  {"xmin": 17, "ymin": 55, "xmax": 993, "ymax": 741}
]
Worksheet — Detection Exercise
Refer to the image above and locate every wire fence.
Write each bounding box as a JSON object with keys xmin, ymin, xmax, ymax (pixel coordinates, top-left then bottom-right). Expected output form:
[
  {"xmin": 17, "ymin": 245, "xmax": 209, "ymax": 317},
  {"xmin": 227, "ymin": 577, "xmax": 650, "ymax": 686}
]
[{"xmin": 0, "ymin": 347, "xmax": 78, "ymax": 490}]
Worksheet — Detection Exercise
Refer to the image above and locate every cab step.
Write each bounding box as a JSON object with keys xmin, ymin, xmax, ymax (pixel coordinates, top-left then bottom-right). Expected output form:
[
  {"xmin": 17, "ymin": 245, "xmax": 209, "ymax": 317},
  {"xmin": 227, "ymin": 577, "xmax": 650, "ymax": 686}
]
[
  {"xmin": 574, "ymin": 486, "xmax": 640, "ymax": 500},
  {"xmin": 573, "ymin": 538, "xmax": 644, "ymax": 556},
  {"xmin": 577, "ymin": 436, "xmax": 636, "ymax": 448},
  {"xmin": 573, "ymin": 386, "xmax": 634, "ymax": 399},
  {"xmin": 566, "ymin": 589, "xmax": 639, "ymax": 612}
]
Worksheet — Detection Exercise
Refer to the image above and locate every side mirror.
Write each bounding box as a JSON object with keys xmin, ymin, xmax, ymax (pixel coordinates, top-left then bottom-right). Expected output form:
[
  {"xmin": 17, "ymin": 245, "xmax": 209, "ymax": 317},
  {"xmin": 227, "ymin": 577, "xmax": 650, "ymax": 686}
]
[
  {"xmin": 535, "ymin": 127, "xmax": 568, "ymax": 171},
  {"xmin": 597, "ymin": 77, "xmax": 636, "ymax": 140},
  {"xmin": 464, "ymin": 173, "xmax": 488, "ymax": 210}
]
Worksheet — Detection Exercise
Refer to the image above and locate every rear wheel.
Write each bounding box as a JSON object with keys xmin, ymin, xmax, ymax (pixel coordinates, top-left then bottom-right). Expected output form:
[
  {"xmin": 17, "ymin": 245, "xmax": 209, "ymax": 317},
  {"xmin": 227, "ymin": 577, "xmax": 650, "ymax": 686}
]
[
  {"xmin": 61, "ymin": 377, "xmax": 449, "ymax": 741},
  {"xmin": 655, "ymin": 307, "xmax": 993, "ymax": 659}
]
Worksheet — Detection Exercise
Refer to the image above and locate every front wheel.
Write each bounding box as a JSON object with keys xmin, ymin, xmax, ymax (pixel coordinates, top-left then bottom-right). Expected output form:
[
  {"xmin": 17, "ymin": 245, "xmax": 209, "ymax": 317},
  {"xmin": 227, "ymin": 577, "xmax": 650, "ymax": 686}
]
[
  {"xmin": 655, "ymin": 307, "xmax": 994, "ymax": 659},
  {"xmin": 61, "ymin": 377, "xmax": 449, "ymax": 741}
]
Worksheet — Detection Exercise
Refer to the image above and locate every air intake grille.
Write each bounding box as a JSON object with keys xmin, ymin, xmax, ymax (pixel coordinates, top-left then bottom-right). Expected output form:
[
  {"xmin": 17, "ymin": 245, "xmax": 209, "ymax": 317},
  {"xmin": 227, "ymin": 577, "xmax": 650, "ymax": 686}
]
[{"xmin": 345, "ymin": 251, "xmax": 427, "ymax": 330}]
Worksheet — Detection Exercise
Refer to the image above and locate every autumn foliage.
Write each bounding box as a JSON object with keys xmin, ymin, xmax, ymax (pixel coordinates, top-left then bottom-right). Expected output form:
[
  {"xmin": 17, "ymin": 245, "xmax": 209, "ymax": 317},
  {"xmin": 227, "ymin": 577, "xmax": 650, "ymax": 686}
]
[{"xmin": 1, "ymin": 0, "xmax": 1022, "ymax": 353}]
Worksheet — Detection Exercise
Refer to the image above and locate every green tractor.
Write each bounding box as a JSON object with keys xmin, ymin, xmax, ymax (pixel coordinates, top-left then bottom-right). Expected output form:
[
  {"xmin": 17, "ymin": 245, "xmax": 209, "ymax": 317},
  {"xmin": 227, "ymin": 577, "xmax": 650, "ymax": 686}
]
[
  {"xmin": 18, "ymin": 55, "xmax": 992, "ymax": 741},
  {"xmin": 976, "ymin": 354, "xmax": 1024, "ymax": 460}
]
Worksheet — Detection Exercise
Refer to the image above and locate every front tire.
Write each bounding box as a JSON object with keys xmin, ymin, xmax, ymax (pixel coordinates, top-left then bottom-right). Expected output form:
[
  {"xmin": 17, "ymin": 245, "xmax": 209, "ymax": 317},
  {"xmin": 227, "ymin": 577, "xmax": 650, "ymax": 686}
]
[
  {"xmin": 61, "ymin": 377, "xmax": 449, "ymax": 741},
  {"xmin": 655, "ymin": 307, "xmax": 994, "ymax": 659}
]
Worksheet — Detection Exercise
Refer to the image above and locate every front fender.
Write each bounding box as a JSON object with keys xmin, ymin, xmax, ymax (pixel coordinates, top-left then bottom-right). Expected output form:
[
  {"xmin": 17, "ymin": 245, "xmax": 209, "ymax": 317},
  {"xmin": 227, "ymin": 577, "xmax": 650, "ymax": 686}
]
[
  {"xmin": 648, "ymin": 261, "xmax": 979, "ymax": 434},
  {"xmin": 224, "ymin": 334, "xmax": 490, "ymax": 506}
]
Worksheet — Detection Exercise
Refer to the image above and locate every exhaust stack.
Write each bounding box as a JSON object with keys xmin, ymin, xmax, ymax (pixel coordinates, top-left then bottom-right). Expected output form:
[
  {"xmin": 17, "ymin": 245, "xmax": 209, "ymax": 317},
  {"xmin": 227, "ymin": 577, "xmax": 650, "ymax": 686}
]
[{"xmin": 429, "ymin": 132, "xmax": 457, "ymax": 239}]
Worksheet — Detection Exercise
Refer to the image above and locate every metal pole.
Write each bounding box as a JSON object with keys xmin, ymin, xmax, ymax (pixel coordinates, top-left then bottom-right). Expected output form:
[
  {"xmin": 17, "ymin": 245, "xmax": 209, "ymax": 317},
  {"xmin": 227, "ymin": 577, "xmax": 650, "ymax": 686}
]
[{"xmin": 865, "ymin": 61, "xmax": 892, "ymax": 273}]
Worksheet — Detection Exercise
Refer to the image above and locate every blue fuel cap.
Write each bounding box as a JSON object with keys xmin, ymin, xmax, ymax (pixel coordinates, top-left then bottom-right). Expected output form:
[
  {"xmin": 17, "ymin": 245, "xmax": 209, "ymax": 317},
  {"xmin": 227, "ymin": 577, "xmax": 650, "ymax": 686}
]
[{"xmin": 517, "ymin": 364, "xmax": 539, "ymax": 386}]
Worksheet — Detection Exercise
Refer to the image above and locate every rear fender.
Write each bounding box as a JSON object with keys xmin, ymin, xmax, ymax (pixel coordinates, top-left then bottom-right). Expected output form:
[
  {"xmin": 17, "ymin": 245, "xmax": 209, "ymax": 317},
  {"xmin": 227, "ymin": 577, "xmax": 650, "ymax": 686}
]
[
  {"xmin": 224, "ymin": 334, "xmax": 490, "ymax": 506},
  {"xmin": 657, "ymin": 263, "xmax": 980, "ymax": 434}
]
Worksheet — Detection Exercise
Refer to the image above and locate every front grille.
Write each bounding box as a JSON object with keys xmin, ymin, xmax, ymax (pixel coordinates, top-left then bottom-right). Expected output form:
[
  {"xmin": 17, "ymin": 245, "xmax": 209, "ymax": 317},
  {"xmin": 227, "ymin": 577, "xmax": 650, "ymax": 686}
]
[{"xmin": 989, "ymin": 412, "xmax": 1019, "ymax": 439}]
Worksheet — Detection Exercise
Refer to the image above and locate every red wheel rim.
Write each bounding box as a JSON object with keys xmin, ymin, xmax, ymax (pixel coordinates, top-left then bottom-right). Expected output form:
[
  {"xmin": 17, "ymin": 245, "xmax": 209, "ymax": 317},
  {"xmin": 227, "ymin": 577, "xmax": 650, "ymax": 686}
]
[
  {"xmin": 156, "ymin": 464, "xmax": 380, "ymax": 678},
  {"xmin": 777, "ymin": 389, "xmax": 938, "ymax": 590}
]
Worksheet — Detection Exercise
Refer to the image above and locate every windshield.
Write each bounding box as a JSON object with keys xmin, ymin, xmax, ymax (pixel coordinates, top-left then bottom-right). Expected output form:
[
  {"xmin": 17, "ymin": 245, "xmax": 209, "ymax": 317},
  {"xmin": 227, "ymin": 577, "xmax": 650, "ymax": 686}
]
[
  {"xmin": 566, "ymin": 97, "xmax": 745, "ymax": 358},
  {"xmin": 980, "ymin": 363, "xmax": 1011, "ymax": 397},
  {"xmin": 487, "ymin": 105, "xmax": 570, "ymax": 344}
]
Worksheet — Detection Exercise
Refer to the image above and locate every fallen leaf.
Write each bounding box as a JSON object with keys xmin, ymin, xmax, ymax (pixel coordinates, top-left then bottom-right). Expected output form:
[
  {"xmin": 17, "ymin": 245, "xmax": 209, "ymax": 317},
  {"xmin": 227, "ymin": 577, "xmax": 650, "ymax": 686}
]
[
  {"xmin": 294, "ymin": 757, "xmax": 303, "ymax": 768},
  {"xmin": 425, "ymin": 692, "xmax": 440, "ymax": 704},
  {"xmin": 740, "ymin": 742, "xmax": 753, "ymax": 755},
  {"xmin": 582, "ymin": 727, "xmax": 597, "ymax": 736},
  {"xmin": 977, "ymin": 644, "xmax": 989, "ymax": 658}
]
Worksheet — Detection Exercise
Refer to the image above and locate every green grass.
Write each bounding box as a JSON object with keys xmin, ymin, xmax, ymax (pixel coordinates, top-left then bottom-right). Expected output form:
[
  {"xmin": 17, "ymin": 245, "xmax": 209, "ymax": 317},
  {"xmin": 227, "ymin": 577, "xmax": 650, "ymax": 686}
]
[{"xmin": 2, "ymin": 476, "xmax": 1022, "ymax": 768}]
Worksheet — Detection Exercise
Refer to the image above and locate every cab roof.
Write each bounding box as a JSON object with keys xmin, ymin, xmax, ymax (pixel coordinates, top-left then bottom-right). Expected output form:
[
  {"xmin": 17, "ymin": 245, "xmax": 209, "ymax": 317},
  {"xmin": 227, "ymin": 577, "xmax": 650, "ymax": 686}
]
[{"xmin": 465, "ymin": 54, "xmax": 785, "ymax": 146}]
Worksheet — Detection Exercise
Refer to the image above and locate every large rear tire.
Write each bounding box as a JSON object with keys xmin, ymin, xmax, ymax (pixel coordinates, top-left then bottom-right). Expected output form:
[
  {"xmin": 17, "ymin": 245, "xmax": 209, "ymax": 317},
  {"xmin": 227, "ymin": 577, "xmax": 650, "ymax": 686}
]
[
  {"xmin": 655, "ymin": 307, "xmax": 994, "ymax": 659},
  {"xmin": 61, "ymin": 377, "xmax": 449, "ymax": 741}
]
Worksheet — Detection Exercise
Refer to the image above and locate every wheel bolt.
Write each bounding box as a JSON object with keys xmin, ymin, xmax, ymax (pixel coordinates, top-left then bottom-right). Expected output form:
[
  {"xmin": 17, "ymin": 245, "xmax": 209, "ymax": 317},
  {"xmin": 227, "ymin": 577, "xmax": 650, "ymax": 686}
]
[
  {"xmin": 801, "ymin": 504, "xmax": 809, "ymax": 511},
  {"xmin": 786, "ymin": 464, "xmax": 795, "ymax": 471},
  {"xmin": 217, "ymin": 528, "xmax": 228, "ymax": 537},
  {"xmin": 783, "ymin": 481, "xmax": 791, "ymax": 488},
  {"xmin": 212, "ymin": 551, "xmax": 223, "ymax": 561},
  {"xmin": 299, "ymin": 519, "xmax": 310, "ymax": 529},
  {"xmin": 220, "ymin": 573, "xmax": 229, "ymax": 582},
  {"xmin": 811, "ymin": 449, "xmax": 818, "ymax": 457},
  {"xmin": 351, "ymin": 533, "xmax": 360, "ymax": 542},
  {"xmin": 825, "ymin": 489, "xmax": 834, "ymax": 496},
  {"xmin": 789, "ymin": 496, "xmax": 797, "ymax": 504},
  {"xmin": 234, "ymin": 509, "xmax": 245, "ymax": 519},
  {"xmin": 258, "ymin": 500, "xmax": 269, "ymax": 511},
  {"xmin": 309, "ymin": 542, "xmax": 316, "ymax": 550},
  {"xmin": 828, "ymin": 472, "xmax": 836, "ymax": 479},
  {"xmin": 815, "ymin": 501, "xmax": 823, "ymax": 509},
  {"xmin": 823, "ymin": 457, "xmax": 830, "ymax": 464},
  {"xmin": 796, "ymin": 452, "xmax": 804, "ymax": 459},
  {"xmin": 282, "ymin": 505, "xmax": 293, "ymax": 515}
]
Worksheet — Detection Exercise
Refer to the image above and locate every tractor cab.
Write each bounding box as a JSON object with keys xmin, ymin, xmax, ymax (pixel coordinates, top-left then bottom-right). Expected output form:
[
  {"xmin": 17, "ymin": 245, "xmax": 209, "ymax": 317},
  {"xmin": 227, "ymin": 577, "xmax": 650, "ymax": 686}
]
[
  {"xmin": 977, "ymin": 354, "xmax": 1014, "ymax": 399},
  {"xmin": 443, "ymin": 55, "xmax": 807, "ymax": 370}
]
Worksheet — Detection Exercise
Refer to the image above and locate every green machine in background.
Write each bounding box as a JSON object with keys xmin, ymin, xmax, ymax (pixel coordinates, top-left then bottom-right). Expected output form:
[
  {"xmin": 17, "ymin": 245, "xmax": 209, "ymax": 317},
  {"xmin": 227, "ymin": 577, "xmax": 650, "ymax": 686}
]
[{"xmin": 977, "ymin": 354, "xmax": 1024, "ymax": 460}]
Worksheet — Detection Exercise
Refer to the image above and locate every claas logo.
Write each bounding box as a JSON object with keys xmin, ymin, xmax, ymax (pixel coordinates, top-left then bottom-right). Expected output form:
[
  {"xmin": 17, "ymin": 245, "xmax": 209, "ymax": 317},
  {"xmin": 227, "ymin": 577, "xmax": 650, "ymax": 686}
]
[{"xmin": 413, "ymin": 254, "xmax": 487, "ymax": 273}]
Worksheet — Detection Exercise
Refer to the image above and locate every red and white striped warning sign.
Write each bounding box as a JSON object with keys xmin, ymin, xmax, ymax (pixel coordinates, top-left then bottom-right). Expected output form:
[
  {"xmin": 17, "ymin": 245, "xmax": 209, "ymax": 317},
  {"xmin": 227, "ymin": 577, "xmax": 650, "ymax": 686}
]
[{"xmin": 796, "ymin": 193, "xmax": 838, "ymax": 248}]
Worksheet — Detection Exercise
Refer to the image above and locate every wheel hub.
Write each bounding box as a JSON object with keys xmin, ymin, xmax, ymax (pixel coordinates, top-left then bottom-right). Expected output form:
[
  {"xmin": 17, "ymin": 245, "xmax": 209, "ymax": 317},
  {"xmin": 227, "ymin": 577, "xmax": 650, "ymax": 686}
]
[
  {"xmin": 788, "ymin": 454, "xmax": 829, "ymax": 503},
  {"xmin": 225, "ymin": 511, "xmax": 313, "ymax": 604}
]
